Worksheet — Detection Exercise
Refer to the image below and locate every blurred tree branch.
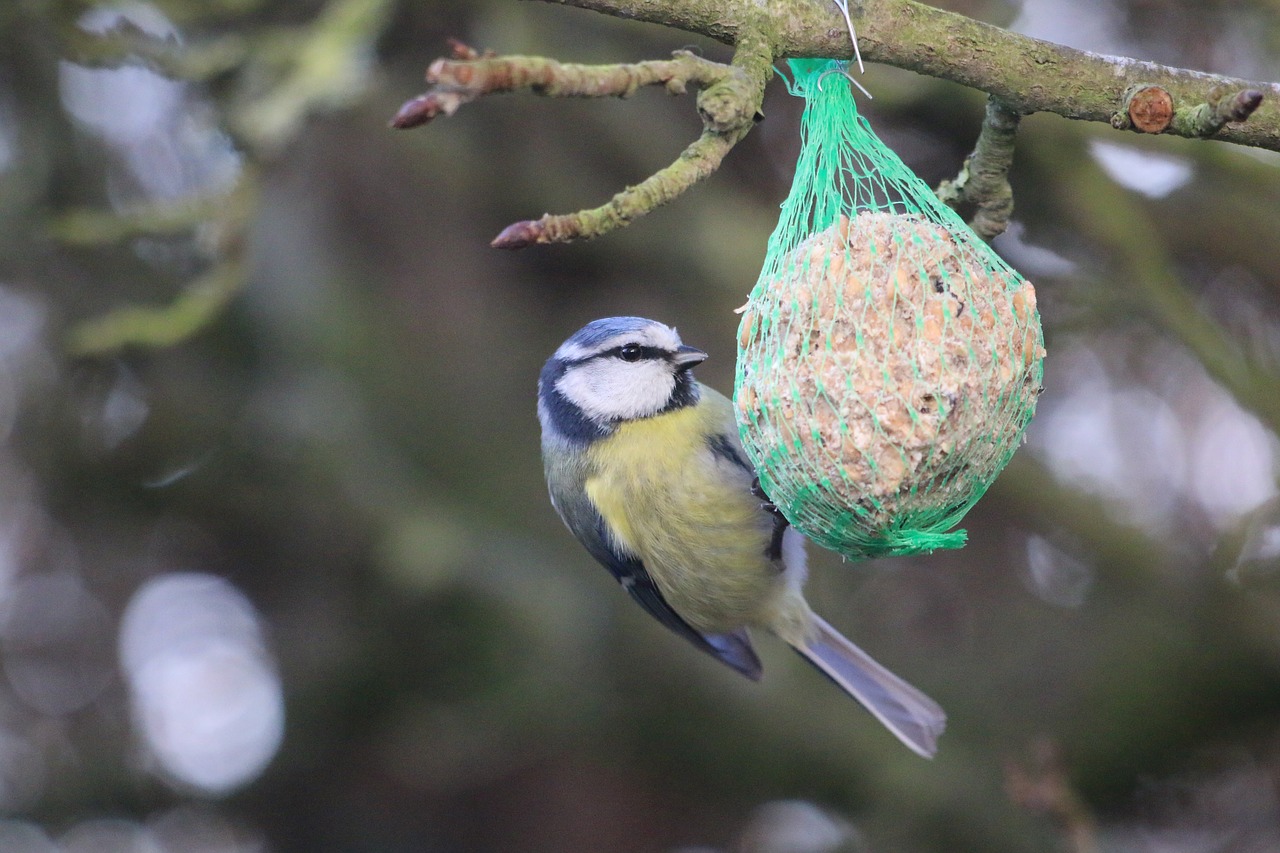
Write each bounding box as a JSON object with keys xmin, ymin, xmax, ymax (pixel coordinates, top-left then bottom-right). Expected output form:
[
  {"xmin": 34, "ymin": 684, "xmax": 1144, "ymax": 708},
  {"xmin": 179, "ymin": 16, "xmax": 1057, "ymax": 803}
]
[
  {"xmin": 57, "ymin": 171, "xmax": 258, "ymax": 356},
  {"xmin": 60, "ymin": 19, "xmax": 250, "ymax": 80},
  {"xmin": 993, "ymin": 455, "xmax": 1176, "ymax": 586},
  {"xmin": 1005, "ymin": 739, "xmax": 1100, "ymax": 853},
  {"xmin": 1041, "ymin": 135, "xmax": 1280, "ymax": 439},
  {"xmin": 401, "ymin": 0, "xmax": 1274, "ymax": 246},
  {"xmin": 54, "ymin": 0, "xmax": 391, "ymax": 355},
  {"xmin": 66, "ymin": 260, "xmax": 249, "ymax": 355}
]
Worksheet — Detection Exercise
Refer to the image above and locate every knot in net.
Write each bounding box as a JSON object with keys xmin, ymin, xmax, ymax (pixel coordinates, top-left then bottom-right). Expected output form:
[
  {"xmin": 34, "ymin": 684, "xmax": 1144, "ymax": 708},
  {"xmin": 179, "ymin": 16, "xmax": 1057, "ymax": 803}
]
[{"xmin": 733, "ymin": 59, "xmax": 1045, "ymax": 560}]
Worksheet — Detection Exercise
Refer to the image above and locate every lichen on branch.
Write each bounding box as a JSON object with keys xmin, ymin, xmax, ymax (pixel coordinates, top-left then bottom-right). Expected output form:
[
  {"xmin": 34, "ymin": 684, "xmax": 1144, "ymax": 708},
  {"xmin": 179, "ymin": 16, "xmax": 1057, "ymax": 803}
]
[
  {"xmin": 936, "ymin": 97, "xmax": 1021, "ymax": 240},
  {"xmin": 400, "ymin": 0, "xmax": 1276, "ymax": 248},
  {"xmin": 393, "ymin": 31, "xmax": 772, "ymax": 246},
  {"xmin": 391, "ymin": 40, "xmax": 739, "ymax": 128},
  {"xmin": 541, "ymin": 0, "xmax": 1279, "ymax": 152}
]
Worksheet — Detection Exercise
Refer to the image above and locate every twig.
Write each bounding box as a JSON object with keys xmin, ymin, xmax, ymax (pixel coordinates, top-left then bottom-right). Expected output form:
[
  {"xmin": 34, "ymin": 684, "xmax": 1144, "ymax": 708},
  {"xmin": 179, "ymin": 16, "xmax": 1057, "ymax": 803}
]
[
  {"xmin": 391, "ymin": 46, "xmax": 735, "ymax": 129},
  {"xmin": 66, "ymin": 259, "xmax": 249, "ymax": 356},
  {"xmin": 936, "ymin": 97, "xmax": 1021, "ymax": 240},
  {"xmin": 1115, "ymin": 84, "xmax": 1265, "ymax": 137},
  {"xmin": 232, "ymin": 0, "xmax": 395, "ymax": 153},
  {"xmin": 59, "ymin": 19, "xmax": 249, "ymax": 81},
  {"xmin": 49, "ymin": 196, "xmax": 233, "ymax": 245},
  {"xmin": 1173, "ymin": 87, "xmax": 1266, "ymax": 137},
  {"xmin": 395, "ymin": 29, "xmax": 772, "ymax": 247},
  {"xmin": 490, "ymin": 126, "xmax": 750, "ymax": 247},
  {"xmin": 61, "ymin": 173, "xmax": 259, "ymax": 356}
]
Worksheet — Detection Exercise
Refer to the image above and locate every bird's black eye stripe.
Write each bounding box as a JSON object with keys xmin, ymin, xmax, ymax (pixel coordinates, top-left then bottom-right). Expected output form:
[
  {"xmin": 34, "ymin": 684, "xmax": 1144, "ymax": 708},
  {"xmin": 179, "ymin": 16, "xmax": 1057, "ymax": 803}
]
[{"xmin": 612, "ymin": 344, "xmax": 663, "ymax": 363}]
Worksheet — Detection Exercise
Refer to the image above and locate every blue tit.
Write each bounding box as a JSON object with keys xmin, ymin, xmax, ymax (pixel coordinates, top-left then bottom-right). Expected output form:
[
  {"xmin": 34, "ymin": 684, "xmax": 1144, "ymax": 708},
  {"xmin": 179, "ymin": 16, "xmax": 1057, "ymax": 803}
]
[{"xmin": 537, "ymin": 316, "xmax": 946, "ymax": 758}]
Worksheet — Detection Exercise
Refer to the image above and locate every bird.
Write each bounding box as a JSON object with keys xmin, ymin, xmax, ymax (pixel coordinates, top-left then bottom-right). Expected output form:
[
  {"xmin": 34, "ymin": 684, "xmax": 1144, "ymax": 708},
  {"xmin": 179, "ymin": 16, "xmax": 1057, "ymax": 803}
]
[{"xmin": 537, "ymin": 316, "xmax": 946, "ymax": 757}]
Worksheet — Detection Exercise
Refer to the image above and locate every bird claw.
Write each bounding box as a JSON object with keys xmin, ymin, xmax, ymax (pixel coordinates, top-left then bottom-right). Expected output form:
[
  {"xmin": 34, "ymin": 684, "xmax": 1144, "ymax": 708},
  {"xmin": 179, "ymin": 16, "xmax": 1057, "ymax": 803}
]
[
  {"xmin": 752, "ymin": 477, "xmax": 790, "ymax": 561},
  {"xmin": 751, "ymin": 476, "xmax": 782, "ymax": 515}
]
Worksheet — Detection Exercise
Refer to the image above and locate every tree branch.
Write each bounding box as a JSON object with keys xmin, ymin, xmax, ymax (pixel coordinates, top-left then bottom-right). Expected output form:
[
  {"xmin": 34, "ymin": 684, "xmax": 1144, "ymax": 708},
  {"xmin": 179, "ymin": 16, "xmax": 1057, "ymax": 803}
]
[
  {"xmin": 396, "ymin": 27, "xmax": 772, "ymax": 246},
  {"xmin": 401, "ymin": 0, "xmax": 1275, "ymax": 246},
  {"xmin": 488, "ymin": 125, "xmax": 750, "ymax": 247},
  {"xmin": 59, "ymin": 172, "xmax": 259, "ymax": 357},
  {"xmin": 936, "ymin": 96, "xmax": 1021, "ymax": 239},
  {"xmin": 1005, "ymin": 739, "xmax": 1101, "ymax": 853},
  {"xmin": 391, "ymin": 41, "xmax": 737, "ymax": 129},
  {"xmin": 538, "ymin": 0, "xmax": 1278, "ymax": 152},
  {"xmin": 66, "ymin": 260, "xmax": 249, "ymax": 356}
]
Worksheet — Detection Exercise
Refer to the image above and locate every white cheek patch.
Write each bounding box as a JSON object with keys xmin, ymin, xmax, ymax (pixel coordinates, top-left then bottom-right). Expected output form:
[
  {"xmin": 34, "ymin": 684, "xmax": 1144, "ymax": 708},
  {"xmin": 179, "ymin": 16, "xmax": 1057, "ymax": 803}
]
[{"xmin": 556, "ymin": 358, "xmax": 676, "ymax": 423}]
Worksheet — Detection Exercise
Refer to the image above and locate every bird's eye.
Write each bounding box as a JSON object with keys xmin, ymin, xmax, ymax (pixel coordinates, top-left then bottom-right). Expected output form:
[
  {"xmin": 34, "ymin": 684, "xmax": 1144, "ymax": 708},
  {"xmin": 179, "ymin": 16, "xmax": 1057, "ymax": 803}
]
[{"xmin": 618, "ymin": 344, "xmax": 643, "ymax": 362}]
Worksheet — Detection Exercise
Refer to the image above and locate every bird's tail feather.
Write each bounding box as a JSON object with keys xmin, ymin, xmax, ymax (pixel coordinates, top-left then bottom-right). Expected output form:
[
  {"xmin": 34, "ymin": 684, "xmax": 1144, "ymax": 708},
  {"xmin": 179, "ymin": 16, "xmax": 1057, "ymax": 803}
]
[
  {"xmin": 703, "ymin": 629, "xmax": 763, "ymax": 681},
  {"xmin": 794, "ymin": 614, "xmax": 946, "ymax": 758}
]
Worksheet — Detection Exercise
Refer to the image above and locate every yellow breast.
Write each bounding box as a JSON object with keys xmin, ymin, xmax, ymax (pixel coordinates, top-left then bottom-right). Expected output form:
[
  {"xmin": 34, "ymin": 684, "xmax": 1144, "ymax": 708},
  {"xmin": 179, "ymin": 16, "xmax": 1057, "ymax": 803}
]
[{"xmin": 583, "ymin": 401, "xmax": 783, "ymax": 633}]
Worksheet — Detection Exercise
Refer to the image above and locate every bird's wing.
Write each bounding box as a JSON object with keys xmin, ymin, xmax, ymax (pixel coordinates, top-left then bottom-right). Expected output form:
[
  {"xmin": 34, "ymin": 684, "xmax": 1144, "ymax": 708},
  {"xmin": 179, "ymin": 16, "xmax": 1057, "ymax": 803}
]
[
  {"xmin": 580, "ymin": 509, "xmax": 763, "ymax": 681},
  {"xmin": 700, "ymin": 390, "xmax": 791, "ymax": 563},
  {"xmin": 543, "ymin": 409, "xmax": 763, "ymax": 681},
  {"xmin": 705, "ymin": 431, "xmax": 754, "ymax": 475}
]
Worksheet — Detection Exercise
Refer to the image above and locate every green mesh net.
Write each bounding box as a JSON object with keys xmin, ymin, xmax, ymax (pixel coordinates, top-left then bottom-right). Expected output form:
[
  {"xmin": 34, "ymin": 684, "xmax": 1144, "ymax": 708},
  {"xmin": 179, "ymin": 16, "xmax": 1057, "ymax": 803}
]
[{"xmin": 733, "ymin": 59, "xmax": 1045, "ymax": 560}]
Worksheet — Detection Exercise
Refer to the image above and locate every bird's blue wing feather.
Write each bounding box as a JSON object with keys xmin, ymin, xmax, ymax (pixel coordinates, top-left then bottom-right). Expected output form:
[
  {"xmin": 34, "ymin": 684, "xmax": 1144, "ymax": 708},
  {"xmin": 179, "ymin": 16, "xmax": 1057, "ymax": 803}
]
[
  {"xmin": 582, "ymin": 512, "xmax": 762, "ymax": 680},
  {"xmin": 705, "ymin": 432, "xmax": 753, "ymax": 473},
  {"xmin": 551, "ymin": 482, "xmax": 761, "ymax": 680}
]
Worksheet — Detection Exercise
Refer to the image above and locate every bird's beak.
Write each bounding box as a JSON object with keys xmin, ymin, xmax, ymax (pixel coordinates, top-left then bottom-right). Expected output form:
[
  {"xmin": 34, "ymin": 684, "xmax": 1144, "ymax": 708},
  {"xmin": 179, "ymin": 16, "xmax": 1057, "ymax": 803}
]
[{"xmin": 674, "ymin": 345, "xmax": 708, "ymax": 368}]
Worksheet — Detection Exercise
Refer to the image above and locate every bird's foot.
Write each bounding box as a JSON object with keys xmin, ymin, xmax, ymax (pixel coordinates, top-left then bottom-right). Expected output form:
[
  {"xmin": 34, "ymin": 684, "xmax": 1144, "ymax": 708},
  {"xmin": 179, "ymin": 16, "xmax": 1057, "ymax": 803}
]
[
  {"xmin": 751, "ymin": 476, "xmax": 780, "ymax": 514},
  {"xmin": 752, "ymin": 477, "xmax": 790, "ymax": 561}
]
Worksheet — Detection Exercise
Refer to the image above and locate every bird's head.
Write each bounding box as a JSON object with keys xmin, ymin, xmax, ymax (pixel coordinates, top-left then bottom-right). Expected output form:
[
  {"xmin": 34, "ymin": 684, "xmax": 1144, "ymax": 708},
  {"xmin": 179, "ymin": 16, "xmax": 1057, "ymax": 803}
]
[{"xmin": 538, "ymin": 316, "xmax": 708, "ymax": 445}]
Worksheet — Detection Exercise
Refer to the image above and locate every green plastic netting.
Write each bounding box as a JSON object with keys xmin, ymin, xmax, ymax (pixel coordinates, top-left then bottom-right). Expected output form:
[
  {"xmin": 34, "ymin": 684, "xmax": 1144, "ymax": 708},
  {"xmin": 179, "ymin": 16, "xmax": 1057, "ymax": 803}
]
[{"xmin": 733, "ymin": 59, "xmax": 1045, "ymax": 561}]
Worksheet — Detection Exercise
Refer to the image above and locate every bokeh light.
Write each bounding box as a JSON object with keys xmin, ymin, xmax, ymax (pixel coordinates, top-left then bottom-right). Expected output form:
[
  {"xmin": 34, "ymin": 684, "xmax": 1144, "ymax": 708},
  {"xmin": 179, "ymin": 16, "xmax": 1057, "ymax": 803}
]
[
  {"xmin": 1088, "ymin": 140, "xmax": 1194, "ymax": 199},
  {"xmin": 119, "ymin": 573, "xmax": 284, "ymax": 795},
  {"xmin": 58, "ymin": 4, "xmax": 240, "ymax": 206},
  {"xmin": 0, "ymin": 820, "xmax": 57, "ymax": 853},
  {"xmin": 1, "ymin": 571, "xmax": 114, "ymax": 716}
]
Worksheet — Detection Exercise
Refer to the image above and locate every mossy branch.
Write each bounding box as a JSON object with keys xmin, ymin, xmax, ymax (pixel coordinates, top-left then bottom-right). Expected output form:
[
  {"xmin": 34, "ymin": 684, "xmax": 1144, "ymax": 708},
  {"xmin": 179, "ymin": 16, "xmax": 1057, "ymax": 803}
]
[
  {"xmin": 489, "ymin": 127, "xmax": 752, "ymax": 248},
  {"xmin": 55, "ymin": 0, "xmax": 392, "ymax": 356},
  {"xmin": 66, "ymin": 260, "xmax": 249, "ymax": 356},
  {"xmin": 61, "ymin": 0, "xmax": 394, "ymax": 155},
  {"xmin": 936, "ymin": 96, "xmax": 1021, "ymax": 240},
  {"xmin": 402, "ymin": 0, "xmax": 1274, "ymax": 247},
  {"xmin": 394, "ymin": 34, "xmax": 771, "ymax": 247},
  {"xmin": 59, "ymin": 173, "xmax": 259, "ymax": 357},
  {"xmin": 60, "ymin": 19, "xmax": 249, "ymax": 80},
  {"xmin": 391, "ymin": 41, "xmax": 741, "ymax": 128},
  {"xmin": 538, "ymin": 0, "xmax": 1277, "ymax": 150}
]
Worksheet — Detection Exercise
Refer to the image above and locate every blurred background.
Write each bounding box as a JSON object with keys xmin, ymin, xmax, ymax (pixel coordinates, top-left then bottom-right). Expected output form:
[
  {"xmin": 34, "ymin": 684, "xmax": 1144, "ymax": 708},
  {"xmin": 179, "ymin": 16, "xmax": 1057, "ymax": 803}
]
[{"xmin": 1, "ymin": 0, "xmax": 1279, "ymax": 850}]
